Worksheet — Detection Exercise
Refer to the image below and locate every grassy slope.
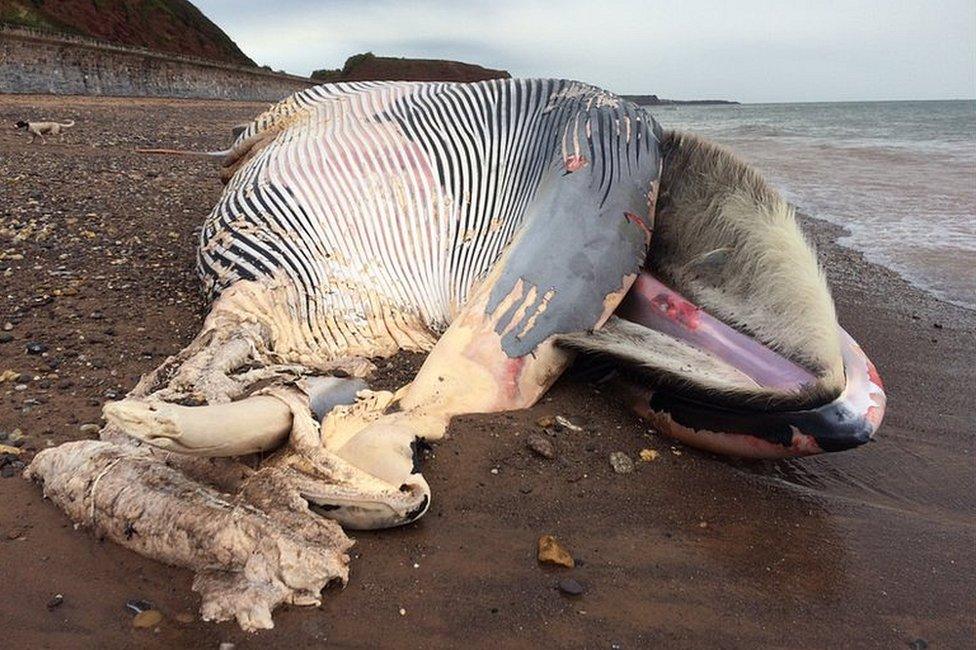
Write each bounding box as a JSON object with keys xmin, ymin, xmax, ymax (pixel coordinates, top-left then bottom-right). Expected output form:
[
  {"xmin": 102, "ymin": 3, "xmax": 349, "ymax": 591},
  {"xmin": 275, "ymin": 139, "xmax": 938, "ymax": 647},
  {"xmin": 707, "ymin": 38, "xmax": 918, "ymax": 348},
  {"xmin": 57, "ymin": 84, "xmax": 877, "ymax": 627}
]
[{"xmin": 0, "ymin": 0, "xmax": 254, "ymax": 66}]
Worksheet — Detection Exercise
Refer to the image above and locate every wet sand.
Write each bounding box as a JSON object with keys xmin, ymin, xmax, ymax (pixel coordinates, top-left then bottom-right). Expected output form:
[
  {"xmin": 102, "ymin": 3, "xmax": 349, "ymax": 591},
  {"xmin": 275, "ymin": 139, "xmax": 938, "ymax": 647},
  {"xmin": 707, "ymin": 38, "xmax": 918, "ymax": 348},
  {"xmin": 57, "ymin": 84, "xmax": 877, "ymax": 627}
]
[{"xmin": 0, "ymin": 95, "xmax": 973, "ymax": 648}]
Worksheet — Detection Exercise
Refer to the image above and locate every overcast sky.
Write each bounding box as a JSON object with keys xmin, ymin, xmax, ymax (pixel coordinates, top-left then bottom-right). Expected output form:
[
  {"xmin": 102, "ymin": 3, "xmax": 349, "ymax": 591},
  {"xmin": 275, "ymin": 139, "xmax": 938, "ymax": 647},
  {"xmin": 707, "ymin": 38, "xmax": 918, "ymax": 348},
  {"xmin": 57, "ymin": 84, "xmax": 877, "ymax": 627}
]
[{"xmin": 195, "ymin": 0, "xmax": 975, "ymax": 103}]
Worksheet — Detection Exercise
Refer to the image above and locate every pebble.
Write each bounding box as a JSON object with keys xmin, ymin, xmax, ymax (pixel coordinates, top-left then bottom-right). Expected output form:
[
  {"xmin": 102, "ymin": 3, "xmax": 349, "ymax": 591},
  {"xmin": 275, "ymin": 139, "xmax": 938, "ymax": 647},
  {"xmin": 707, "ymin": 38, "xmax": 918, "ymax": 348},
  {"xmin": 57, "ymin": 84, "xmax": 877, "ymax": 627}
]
[
  {"xmin": 490, "ymin": 467, "xmax": 499, "ymax": 475},
  {"xmin": 609, "ymin": 451, "xmax": 634, "ymax": 474},
  {"xmin": 554, "ymin": 415, "xmax": 582, "ymax": 432},
  {"xmin": 0, "ymin": 333, "xmax": 12, "ymax": 343},
  {"xmin": 2, "ymin": 322, "xmax": 12, "ymax": 331},
  {"xmin": 79, "ymin": 423, "xmax": 101, "ymax": 435},
  {"xmin": 639, "ymin": 448, "xmax": 660, "ymax": 462},
  {"xmin": 46, "ymin": 594, "xmax": 64, "ymax": 610},
  {"xmin": 557, "ymin": 578, "xmax": 585, "ymax": 596},
  {"xmin": 537, "ymin": 534, "xmax": 574, "ymax": 567},
  {"xmin": 26, "ymin": 342, "xmax": 47, "ymax": 355},
  {"xmin": 132, "ymin": 609, "xmax": 163, "ymax": 628},
  {"xmin": 525, "ymin": 432, "xmax": 555, "ymax": 459},
  {"xmin": 125, "ymin": 599, "xmax": 154, "ymax": 614},
  {"xmin": 219, "ymin": 643, "xmax": 236, "ymax": 650}
]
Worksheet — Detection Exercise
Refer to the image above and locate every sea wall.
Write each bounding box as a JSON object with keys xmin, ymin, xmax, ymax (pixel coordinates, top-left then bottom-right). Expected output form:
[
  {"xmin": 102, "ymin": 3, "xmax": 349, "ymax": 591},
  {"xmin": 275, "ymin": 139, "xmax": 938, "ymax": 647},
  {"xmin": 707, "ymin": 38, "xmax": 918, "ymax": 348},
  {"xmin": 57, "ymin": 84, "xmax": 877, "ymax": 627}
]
[{"xmin": 0, "ymin": 26, "xmax": 315, "ymax": 101}]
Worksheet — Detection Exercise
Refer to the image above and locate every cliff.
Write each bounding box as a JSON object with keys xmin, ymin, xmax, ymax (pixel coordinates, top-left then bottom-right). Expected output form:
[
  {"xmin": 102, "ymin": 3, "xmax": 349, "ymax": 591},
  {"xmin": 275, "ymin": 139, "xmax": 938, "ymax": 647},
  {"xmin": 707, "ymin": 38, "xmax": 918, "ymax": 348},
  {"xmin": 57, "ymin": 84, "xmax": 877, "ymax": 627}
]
[
  {"xmin": 312, "ymin": 52, "xmax": 510, "ymax": 83},
  {"xmin": 623, "ymin": 94, "xmax": 739, "ymax": 106},
  {"xmin": 0, "ymin": 0, "xmax": 253, "ymax": 66}
]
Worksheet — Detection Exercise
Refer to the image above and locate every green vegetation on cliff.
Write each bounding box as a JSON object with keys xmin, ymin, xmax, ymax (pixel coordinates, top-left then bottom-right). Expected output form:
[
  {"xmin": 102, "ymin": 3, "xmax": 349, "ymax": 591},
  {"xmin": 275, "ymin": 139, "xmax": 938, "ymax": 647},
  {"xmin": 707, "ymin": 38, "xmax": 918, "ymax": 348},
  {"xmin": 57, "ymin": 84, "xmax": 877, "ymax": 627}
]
[{"xmin": 0, "ymin": 0, "xmax": 254, "ymax": 66}]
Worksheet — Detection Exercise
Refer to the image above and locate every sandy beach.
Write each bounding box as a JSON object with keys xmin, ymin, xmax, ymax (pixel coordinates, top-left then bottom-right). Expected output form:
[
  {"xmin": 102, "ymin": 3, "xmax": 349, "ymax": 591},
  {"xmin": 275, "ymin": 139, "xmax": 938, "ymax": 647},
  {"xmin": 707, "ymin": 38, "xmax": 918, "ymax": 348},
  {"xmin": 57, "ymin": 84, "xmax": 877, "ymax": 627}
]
[{"xmin": 1, "ymin": 94, "xmax": 973, "ymax": 648}]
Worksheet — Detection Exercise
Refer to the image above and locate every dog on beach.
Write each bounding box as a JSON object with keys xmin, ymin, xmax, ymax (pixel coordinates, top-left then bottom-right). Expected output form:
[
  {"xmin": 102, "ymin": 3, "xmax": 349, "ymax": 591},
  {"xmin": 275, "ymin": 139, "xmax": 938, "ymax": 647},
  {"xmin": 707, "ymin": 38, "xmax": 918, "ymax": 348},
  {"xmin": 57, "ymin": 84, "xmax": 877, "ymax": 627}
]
[{"xmin": 13, "ymin": 119, "xmax": 75, "ymax": 144}]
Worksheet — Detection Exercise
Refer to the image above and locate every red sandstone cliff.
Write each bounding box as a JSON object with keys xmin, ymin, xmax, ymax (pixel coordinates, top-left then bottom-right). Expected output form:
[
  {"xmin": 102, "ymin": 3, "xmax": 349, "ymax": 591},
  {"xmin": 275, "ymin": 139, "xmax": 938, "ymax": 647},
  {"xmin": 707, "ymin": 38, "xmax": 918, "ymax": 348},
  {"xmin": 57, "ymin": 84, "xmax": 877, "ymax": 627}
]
[{"xmin": 312, "ymin": 52, "xmax": 510, "ymax": 84}]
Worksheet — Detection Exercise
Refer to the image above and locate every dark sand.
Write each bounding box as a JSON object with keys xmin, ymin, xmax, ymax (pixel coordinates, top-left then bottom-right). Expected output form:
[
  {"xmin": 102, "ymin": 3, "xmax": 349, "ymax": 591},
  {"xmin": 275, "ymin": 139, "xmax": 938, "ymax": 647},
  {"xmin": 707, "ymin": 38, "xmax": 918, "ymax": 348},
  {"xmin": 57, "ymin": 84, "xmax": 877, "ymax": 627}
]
[{"xmin": 0, "ymin": 95, "xmax": 973, "ymax": 648}]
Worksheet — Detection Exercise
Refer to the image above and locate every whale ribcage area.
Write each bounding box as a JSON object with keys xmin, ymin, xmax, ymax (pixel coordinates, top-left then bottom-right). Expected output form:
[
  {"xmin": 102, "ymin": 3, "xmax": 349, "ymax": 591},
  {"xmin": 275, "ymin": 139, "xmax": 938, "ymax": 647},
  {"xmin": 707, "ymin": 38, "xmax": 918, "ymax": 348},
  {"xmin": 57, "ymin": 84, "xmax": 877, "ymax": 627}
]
[{"xmin": 196, "ymin": 79, "xmax": 660, "ymax": 365}]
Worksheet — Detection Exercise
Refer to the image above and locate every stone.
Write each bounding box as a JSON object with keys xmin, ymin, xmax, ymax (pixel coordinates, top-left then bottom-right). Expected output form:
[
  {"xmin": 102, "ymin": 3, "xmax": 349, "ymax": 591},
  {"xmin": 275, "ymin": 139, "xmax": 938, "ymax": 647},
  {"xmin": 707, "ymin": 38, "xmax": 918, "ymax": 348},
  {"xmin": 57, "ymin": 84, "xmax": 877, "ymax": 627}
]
[
  {"xmin": 125, "ymin": 599, "xmax": 153, "ymax": 614},
  {"xmin": 639, "ymin": 448, "xmax": 660, "ymax": 462},
  {"xmin": 46, "ymin": 594, "xmax": 64, "ymax": 610},
  {"xmin": 537, "ymin": 535, "xmax": 574, "ymax": 568},
  {"xmin": 535, "ymin": 415, "xmax": 556, "ymax": 428},
  {"xmin": 132, "ymin": 609, "xmax": 163, "ymax": 628},
  {"xmin": 554, "ymin": 415, "xmax": 582, "ymax": 432},
  {"xmin": 0, "ymin": 333, "xmax": 12, "ymax": 343},
  {"xmin": 525, "ymin": 432, "xmax": 555, "ymax": 459},
  {"xmin": 0, "ymin": 370, "xmax": 18, "ymax": 382},
  {"xmin": 79, "ymin": 423, "xmax": 101, "ymax": 435},
  {"xmin": 557, "ymin": 578, "xmax": 585, "ymax": 596},
  {"xmin": 26, "ymin": 342, "xmax": 47, "ymax": 355},
  {"xmin": 609, "ymin": 451, "xmax": 634, "ymax": 474}
]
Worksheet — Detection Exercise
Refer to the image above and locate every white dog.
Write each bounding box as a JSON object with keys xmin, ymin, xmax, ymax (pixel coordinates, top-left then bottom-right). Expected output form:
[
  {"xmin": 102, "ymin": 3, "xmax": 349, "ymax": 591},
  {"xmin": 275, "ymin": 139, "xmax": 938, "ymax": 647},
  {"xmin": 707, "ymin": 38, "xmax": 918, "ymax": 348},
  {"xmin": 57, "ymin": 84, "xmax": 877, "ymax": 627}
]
[{"xmin": 13, "ymin": 119, "xmax": 75, "ymax": 144}]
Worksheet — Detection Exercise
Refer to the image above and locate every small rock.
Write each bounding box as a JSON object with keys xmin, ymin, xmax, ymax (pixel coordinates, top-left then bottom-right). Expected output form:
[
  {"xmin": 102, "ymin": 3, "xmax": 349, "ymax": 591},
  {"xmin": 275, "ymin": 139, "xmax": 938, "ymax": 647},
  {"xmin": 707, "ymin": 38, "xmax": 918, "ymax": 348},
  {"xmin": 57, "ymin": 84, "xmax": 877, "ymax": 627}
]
[
  {"xmin": 609, "ymin": 451, "xmax": 634, "ymax": 474},
  {"xmin": 125, "ymin": 599, "xmax": 154, "ymax": 614},
  {"xmin": 538, "ymin": 534, "xmax": 574, "ymax": 567},
  {"xmin": 490, "ymin": 467, "xmax": 499, "ymax": 475},
  {"xmin": 639, "ymin": 448, "xmax": 659, "ymax": 462},
  {"xmin": 0, "ymin": 369, "xmax": 18, "ymax": 383},
  {"xmin": 535, "ymin": 415, "xmax": 556, "ymax": 428},
  {"xmin": 554, "ymin": 415, "xmax": 582, "ymax": 432},
  {"xmin": 398, "ymin": 607, "xmax": 406, "ymax": 616},
  {"xmin": 557, "ymin": 578, "xmax": 585, "ymax": 596},
  {"xmin": 79, "ymin": 423, "xmax": 100, "ymax": 435},
  {"xmin": 525, "ymin": 432, "xmax": 555, "ymax": 459},
  {"xmin": 132, "ymin": 609, "xmax": 163, "ymax": 628},
  {"xmin": 0, "ymin": 333, "xmax": 12, "ymax": 344},
  {"xmin": 908, "ymin": 639, "xmax": 928, "ymax": 650},
  {"xmin": 219, "ymin": 643, "xmax": 235, "ymax": 650},
  {"xmin": 2, "ymin": 322, "xmax": 12, "ymax": 331},
  {"xmin": 46, "ymin": 594, "xmax": 64, "ymax": 610},
  {"xmin": 26, "ymin": 342, "xmax": 47, "ymax": 355}
]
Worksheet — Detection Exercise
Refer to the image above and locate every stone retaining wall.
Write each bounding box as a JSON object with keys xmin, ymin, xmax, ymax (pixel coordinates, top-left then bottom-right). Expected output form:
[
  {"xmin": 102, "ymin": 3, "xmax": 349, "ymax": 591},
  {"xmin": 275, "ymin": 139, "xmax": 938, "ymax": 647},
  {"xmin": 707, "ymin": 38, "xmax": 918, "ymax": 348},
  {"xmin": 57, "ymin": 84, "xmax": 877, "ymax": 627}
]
[{"xmin": 0, "ymin": 26, "xmax": 315, "ymax": 101}]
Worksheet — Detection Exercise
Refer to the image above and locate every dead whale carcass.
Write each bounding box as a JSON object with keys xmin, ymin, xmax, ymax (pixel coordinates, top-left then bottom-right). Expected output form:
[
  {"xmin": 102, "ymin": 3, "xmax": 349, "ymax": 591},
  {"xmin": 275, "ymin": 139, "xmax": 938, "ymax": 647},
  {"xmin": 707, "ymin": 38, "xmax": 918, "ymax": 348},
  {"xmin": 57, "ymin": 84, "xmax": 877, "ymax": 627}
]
[{"xmin": 26, "ymin": 79, "xmax": 885, "ymax": 629}]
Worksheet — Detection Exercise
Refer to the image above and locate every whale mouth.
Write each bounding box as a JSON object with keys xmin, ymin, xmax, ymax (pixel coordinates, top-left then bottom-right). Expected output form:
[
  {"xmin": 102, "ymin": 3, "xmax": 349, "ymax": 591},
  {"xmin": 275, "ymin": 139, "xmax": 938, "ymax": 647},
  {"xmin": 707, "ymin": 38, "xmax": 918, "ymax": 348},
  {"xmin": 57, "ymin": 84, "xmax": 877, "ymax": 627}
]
[
  {"xmin": 558, "ymin": 130, "xmax": 886, "ymax": 457},
  {"xmin": 562, "ymin": 268, "xmax": 886, "ymax": 458}
]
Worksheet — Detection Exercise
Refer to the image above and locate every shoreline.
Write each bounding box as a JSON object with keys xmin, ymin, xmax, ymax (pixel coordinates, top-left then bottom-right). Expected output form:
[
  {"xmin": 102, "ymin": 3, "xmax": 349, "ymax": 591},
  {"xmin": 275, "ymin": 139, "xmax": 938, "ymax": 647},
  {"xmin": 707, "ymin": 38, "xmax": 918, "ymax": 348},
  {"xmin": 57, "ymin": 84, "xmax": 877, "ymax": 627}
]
[
  {"xmin": 0, "ymin": 94, "xmax": 972, "ymax": 647},
  {"xmin": 801, "ymin": 211, "xmax": 976, "ymax": 314}
]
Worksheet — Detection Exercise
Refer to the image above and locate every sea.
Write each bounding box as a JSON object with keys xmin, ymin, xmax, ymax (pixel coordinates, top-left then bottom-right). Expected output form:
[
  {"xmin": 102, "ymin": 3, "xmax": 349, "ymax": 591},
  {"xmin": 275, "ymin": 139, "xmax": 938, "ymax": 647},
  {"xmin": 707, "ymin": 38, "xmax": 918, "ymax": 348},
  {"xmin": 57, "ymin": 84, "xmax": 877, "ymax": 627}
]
[{"xmin": 652, "ymin": 100, "xmax": 976, "ymax": 310}]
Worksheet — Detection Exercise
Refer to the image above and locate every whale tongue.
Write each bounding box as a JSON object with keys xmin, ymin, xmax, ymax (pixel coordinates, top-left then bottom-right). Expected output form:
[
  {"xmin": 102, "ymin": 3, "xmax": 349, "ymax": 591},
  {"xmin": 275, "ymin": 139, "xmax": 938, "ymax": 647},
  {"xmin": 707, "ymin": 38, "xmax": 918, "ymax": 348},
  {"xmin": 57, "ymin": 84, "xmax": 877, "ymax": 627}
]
[{"xmin": 615, "ymin": 271, "xmax": 819, "ymax": 395}]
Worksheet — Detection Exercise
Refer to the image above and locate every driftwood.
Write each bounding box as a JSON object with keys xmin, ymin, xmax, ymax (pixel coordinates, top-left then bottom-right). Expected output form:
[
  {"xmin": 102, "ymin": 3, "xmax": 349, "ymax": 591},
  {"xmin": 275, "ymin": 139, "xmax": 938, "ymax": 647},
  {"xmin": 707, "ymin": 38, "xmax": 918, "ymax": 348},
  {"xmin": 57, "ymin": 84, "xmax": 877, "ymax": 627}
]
[{"xmin": 26, "ymin": 438, "xmax": 353, "ymax": 631}]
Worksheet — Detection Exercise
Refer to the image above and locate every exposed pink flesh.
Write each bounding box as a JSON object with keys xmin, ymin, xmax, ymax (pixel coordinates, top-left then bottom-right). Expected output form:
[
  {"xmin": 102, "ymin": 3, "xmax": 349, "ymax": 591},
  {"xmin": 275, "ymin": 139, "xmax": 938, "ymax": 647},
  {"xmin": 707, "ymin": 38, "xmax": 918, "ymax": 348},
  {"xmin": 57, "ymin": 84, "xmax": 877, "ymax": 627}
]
[{"xmin": 616, "ymin": 272, "xmax": 819, "ymax": 392}]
